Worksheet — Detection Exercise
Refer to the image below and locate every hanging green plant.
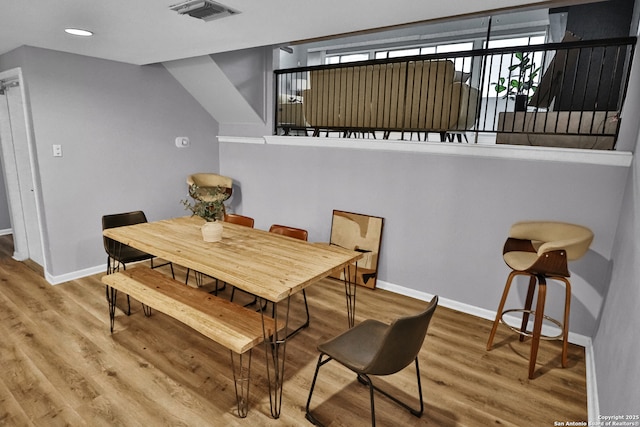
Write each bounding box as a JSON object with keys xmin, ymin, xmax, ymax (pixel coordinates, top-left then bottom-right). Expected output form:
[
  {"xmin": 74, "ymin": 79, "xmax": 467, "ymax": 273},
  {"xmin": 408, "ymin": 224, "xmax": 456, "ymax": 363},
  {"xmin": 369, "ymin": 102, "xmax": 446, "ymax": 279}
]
[
  {"xmin": 181, "ymin": 184, "xmax": 227, "ymax": 222},
  {"xmin": 493, "ymin": 51, "xmax": 541, "ymax": 99}
]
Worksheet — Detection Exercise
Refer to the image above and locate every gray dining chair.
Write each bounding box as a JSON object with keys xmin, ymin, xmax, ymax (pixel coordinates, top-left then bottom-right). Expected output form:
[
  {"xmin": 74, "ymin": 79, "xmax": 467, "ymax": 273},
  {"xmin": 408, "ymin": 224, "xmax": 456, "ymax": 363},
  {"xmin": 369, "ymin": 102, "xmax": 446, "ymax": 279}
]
[
  {"xmin": 305, "ymin": 295, "xmax": 438, "ymax": 426},
  {"xmin": 102, "ymin": 210, "xmax": 174, "ymax": 314}
]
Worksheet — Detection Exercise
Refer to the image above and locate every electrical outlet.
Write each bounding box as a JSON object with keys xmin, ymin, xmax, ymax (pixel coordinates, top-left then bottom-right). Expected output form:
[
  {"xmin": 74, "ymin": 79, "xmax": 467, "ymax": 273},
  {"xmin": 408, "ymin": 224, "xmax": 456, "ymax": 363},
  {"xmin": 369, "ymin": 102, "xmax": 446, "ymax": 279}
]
[{"xmin": 52, "ymin": 144, "xmax": 63, "ymax": 157}]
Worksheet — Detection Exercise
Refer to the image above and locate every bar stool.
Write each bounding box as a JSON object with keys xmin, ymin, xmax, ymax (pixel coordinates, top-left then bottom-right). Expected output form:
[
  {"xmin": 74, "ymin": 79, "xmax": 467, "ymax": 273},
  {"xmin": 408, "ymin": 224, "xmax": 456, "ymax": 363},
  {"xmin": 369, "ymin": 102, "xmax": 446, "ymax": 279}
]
[{"xmin": 486, "ymin": 221, "xmax": 593, "ymax": 379}]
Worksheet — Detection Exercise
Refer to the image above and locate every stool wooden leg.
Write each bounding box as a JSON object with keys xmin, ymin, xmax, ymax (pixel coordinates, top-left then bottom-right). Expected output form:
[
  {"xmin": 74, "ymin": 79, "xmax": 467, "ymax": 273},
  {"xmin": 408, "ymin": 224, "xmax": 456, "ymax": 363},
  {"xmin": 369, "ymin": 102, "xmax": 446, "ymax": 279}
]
[
  {"xmin": 519, "ymin": 275, "xmax": 537, "ymax": 342},
  {"xmin": 559, "ymin": 277, "xmax": 572, "ymax": 368},
  {"xmin": 487, "ymin": 270, "xmax": 518, "ymax": 351},
  {"xmin": 529, "ymin": 276, "xmax": 547, "ymax": 379}
]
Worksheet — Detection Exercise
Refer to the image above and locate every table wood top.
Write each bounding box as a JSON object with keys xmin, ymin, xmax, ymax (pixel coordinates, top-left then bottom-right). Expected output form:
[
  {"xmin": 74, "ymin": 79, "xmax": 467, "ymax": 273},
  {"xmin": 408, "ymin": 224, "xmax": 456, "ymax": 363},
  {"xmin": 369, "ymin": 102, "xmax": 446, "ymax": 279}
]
[{"xmin": 103, "ymin": 216, "xmax": 362, "ymax": 302}]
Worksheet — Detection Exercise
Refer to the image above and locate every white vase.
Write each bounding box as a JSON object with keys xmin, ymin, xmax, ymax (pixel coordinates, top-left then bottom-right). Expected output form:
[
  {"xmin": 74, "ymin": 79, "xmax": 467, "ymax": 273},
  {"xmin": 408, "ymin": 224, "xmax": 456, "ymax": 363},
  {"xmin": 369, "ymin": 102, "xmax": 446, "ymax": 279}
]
[{"xmin": 201, "ymin": 221, "xmax": 223, "ymax": 242}]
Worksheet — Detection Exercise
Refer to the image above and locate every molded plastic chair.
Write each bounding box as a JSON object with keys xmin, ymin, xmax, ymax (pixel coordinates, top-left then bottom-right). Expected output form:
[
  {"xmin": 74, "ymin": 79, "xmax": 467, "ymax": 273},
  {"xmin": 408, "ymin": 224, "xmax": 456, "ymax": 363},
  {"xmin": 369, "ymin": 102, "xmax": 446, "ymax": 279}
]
[
  {"xmin": 268, "ymin": 223, "xmax": 308, "ymax": 241},
  {"xmin": 486, "ymin": 221, "xmax": 593, "ymax": 379},
  {"xmin": 269, "ymin": 224, "xmax": 311, "ymax": 336},
  {"xmin": 224, "ymin": 213, "xmax": 255, "ymax": 228},
  {"xmin": 187, "ymin": 173, "xmax": 233, "ymax": 207},
  {"xmin": 102, "ymin": 210, "xmax": 174, "ymax": 314},
  {"xmin": 306, "ymin": 296, "xmax": 438, "ymax": 426},
  {"xmin": 231, "ymin": 223, "xmax": 311, "ymax": 336}
]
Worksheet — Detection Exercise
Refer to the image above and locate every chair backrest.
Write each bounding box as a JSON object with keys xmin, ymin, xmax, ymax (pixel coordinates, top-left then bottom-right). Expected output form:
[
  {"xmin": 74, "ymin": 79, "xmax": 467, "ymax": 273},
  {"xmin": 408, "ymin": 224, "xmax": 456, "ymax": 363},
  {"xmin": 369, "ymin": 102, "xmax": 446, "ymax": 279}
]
[
  {"xmin": 269, "ymin": 224, "xmax": 308, "ymax": 241},
  {"xmin": 187, "ymin": 173, "xmax": 233, "ymax": 189},
  {"xmin": 187, "ymin": 173, "xmax": 233, "ymax": 202},
  {"xmin": 101, "ymin": 210, "xmax": 148, "ymax": 255},
  {"xmin": 224, "ymin": 214, "xmax": 255, "ymax": 228},
  {"xmin": 509, "ymin": 221, "xmax": 593, "ymax": 261},
  {"xmin": 365, "ymin": 295, "xmax": 438, "ymax": 376}
]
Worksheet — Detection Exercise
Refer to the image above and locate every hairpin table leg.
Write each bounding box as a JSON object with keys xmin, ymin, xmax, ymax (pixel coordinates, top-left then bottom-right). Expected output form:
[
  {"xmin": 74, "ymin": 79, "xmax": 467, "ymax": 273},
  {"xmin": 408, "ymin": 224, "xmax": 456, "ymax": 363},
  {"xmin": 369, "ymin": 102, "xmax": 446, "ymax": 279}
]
[
  {"xmin": 230, "ymin": 349, "xmax": 252, "ymax": 418},
  {"xmin": 261, "ymin": 296, "xmax": 290, "ymax": 419},
  {"xmin": 343, "ymin": 263, "xmax": 358, "ymax": 328}
]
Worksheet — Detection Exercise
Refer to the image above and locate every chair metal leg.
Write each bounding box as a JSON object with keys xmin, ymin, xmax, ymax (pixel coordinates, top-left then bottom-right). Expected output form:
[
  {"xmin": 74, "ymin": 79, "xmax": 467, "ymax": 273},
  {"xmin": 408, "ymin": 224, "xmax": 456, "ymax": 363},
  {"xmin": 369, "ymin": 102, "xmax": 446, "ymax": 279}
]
[
  {"xmin": 305, "ymin": 353, "xmax": 333, "ymax": 426},
  {"xmin": 106, "ymin": 257, "xmax": 131, "ymax": 315},
  {"xmin": 285, "ymin": 289, "xmax": 310, "ymax": 339},
  {"xmin": 357, "ymin": 358, "xmax": 424, "ymax": 419},
  {"xmin": 307, "ymin": 355, "xmax": 424, "ymax": 426},
  {"xmin": 359, "ymin": 374, "xmax": 376, "ymax": 427},
  {"xmin": 231, "ymin": 287, "xmax": 269, "ymax": 310},
  {"xmin": 150, "ymin": 258, "xmax": 174, "ymax": 279}
]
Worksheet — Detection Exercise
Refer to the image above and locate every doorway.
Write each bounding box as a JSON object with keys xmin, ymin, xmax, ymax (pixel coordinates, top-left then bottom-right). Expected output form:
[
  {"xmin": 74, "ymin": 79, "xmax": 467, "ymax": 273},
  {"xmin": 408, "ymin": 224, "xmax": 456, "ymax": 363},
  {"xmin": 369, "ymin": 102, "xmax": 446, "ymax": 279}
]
[{"xmin": 0, "ymin": 68, "xmax": 45, "ymax": 270}]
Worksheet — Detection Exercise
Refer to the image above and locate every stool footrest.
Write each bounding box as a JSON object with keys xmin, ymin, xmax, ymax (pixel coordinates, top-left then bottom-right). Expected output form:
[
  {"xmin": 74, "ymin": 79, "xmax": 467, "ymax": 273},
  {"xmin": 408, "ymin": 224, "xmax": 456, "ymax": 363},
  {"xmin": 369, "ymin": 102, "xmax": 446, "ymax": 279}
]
[{"xmin": 500, "ymin": 309, "xmax": 564, "ymax": 341}]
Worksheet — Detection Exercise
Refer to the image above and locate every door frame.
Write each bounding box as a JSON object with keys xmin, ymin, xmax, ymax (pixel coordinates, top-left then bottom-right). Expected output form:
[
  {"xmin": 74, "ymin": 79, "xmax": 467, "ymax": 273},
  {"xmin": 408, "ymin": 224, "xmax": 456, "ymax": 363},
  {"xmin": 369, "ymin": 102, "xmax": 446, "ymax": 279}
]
[{"xmin": 0, "ymin": 67, "xmax": 48, "ymax": 273}]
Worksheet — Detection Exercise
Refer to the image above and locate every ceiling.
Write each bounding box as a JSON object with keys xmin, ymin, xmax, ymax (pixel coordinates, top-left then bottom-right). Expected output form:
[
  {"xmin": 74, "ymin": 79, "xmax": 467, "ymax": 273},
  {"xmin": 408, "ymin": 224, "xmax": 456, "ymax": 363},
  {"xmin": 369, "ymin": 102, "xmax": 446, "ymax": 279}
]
[{"xmin": 0, "ymin": 0, "xmax": 567, "ymax": 66}]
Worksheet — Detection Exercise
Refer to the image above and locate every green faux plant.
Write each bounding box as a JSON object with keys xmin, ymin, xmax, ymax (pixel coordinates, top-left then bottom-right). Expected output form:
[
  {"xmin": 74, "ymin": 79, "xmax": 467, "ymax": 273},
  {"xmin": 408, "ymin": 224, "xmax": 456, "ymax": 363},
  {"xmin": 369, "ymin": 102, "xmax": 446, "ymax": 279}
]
[
  {"xmin": 493, "ymin": 51, "xmax": 541, "ymax": 99},
  {"xmin": 181, "ymin": 184, "xmax": 227, "ymax": 222}
]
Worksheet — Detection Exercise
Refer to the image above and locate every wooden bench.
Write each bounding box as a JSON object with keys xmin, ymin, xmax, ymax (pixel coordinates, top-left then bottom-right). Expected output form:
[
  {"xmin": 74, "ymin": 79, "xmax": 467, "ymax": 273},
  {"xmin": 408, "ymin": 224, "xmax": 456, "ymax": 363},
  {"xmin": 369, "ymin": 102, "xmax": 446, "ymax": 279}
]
[{"xmin": 102, "ymin": 266, "xmax": 281, "ymax": 418}]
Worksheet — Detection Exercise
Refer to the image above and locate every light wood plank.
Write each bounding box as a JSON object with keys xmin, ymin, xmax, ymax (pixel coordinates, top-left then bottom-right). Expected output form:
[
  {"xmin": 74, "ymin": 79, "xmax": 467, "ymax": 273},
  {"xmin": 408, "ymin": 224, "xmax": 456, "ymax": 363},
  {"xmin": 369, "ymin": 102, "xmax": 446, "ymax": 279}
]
[
  {"xmin": 0, "ymin": 235, "xmax": 587, "ymax": 426},
  {"xmin": 103, "ymin": 216, "xmax": 362, "ymax": 302},
  {"xmin": 102, "ymin": 266, "xmax": 280, "ymax": 354}
]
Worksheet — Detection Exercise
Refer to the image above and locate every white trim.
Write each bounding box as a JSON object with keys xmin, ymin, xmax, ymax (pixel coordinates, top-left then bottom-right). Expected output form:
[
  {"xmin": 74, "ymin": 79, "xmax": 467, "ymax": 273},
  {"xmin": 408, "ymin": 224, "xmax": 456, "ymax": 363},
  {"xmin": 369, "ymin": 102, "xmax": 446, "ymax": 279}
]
[
  {"xmin": 45, "ymin": 264, "xmax": 106, "ymax": 285},
  {"xmin": 585, "ymin": 339, "xmax": 600, "ymax": 423},
  {"xmin": 42, "ymin": 263, "xmax": 600, "ymax": 417},
  {"xmin": 218, "ymin": 135, "xmax": 265, "ymax": 145},
  {"xmin": 219, "ymin": 135, "xmax": 633, "ymax": 167},
  {"xmin": 377, "ymin": 279, "xmax": 591, "ymax": 346},
  {"xmin": 0, "ymin": 228, "xmax": 12, "ymax": 236},
  {"xmin": 0, "ymin": 67, "xmax": 48, "ymax": 270},
  {"xmin": 376, "ymin": 279, "xmax": 599, "ymax": 419}
]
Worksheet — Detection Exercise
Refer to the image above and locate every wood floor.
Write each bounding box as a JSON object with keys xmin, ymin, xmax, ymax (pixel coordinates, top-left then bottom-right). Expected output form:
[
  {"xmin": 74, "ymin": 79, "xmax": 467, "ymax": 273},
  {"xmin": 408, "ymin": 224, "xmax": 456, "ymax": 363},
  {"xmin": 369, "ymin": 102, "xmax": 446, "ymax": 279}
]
[{"xmin": 0, "ymin": 235, "xmax": 587, "ymax": 426}]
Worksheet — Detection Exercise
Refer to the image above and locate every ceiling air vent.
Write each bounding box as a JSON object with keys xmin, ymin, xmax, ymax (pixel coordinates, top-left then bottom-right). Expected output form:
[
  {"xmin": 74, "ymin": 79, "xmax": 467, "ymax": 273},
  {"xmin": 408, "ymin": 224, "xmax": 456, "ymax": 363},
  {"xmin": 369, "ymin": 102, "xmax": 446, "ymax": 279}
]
[{"xmin": 170, "ymin": 0, "xmax": 240, "ymax": 21}]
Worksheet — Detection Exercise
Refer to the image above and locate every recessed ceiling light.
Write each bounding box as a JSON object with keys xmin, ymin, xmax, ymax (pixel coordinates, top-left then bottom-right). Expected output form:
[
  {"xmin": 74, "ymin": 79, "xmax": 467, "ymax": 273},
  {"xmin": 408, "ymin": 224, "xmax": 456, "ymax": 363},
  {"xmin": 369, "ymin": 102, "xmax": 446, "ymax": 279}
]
[{"xmin": 64, "ymin": 28, "xmax": 93, "ymax": 37}]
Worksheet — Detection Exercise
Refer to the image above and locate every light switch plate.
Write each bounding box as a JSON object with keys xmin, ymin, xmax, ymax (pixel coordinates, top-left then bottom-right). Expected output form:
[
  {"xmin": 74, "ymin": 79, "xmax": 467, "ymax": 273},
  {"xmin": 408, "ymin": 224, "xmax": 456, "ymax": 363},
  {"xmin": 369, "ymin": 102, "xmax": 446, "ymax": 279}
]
[{"xmin": 52, "ymin": 144, "xmax": 62, "ymax": 157}]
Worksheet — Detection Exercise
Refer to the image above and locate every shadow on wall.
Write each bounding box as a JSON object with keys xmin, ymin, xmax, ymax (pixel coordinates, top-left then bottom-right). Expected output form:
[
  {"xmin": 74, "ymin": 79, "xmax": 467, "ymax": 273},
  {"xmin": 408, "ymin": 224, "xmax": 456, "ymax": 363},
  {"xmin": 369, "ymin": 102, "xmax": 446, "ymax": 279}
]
[
  {"xmin": 571, "ymin": 250, "xmax": 614, "ymax": 336},
  {"xmin": 227, "ymin": 182, "xmax": 244, "ymax": 214},
  {"xmin": 512, "ymin": 249, "xmax": 613, "ymax": 338}
]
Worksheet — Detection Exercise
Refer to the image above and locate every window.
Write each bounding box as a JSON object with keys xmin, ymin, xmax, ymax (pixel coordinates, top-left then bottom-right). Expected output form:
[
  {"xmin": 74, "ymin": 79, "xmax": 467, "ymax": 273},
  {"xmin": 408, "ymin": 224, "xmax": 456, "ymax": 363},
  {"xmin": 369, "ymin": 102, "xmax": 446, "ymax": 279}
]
[
  {"xmin": 483, "ymin": 35, "xmax": 546, "ymax": 95},
  {"xmin": 325, "ymin": 53, "xmax": 370, "ymax": 64},
  {"xmin": 375, "ymin": 42, "xmax": 474, "ymax": 71}
]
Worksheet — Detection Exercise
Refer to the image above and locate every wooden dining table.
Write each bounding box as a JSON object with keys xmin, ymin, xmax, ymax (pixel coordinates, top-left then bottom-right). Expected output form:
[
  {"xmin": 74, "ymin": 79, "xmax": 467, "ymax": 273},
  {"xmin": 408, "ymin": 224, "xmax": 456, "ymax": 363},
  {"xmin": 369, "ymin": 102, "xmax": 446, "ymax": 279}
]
[{"xmin": 102, "ymin": 215, "xmax": 362, "ymax": 418}]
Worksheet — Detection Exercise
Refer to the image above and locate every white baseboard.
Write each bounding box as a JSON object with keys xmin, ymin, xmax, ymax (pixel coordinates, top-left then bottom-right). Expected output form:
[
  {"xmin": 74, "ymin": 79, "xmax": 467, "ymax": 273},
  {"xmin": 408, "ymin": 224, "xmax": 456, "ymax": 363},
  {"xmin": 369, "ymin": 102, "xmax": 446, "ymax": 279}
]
[
  {"xmin": 40, "ymin": 270, "xmax": 600, "ymax": 418},
  {"xmin": 45, "ymin": 264, "xmax": 106, "ymax": 285},
  {"xmin": 584, "ymin": 338, "xmax": 599, "ymax": 423},
  {"xmin": 0, "ymin": 228, "xmax": 12, "ymax": 236},
  {"xmin": 376, "ymin": 279, "xmax": 599, "ymax": 419}
]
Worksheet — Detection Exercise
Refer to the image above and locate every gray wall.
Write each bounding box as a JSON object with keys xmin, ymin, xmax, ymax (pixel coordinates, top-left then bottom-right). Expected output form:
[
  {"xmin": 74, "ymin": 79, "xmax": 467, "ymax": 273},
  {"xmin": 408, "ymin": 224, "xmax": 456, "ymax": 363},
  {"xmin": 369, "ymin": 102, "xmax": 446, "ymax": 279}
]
[
  {"xmin": 220, "ymin": 141, "xmax": 629, "ymax": 338},
  {"xmin": 592, "ymin": 13, "xmax": 640, "ymax": 413},
  {"xmin": 0, "ymin": 46, "xmax": 220, "ymax": 277}
]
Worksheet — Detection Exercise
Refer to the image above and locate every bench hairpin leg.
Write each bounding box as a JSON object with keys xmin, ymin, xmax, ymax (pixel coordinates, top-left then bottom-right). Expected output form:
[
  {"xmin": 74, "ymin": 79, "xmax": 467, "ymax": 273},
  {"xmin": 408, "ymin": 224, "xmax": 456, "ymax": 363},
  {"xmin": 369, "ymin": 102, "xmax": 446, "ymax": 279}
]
[
  {"xmin": 230, "ymin": 349, "xmax": 252, "ymax": 418},
  {"xmin": 107, "ymin": 286, "xmax": 117, "ymax": 333},
  {"xmin": 142, "ymin": 304, "xmax": 152, "ymax": 317},
  {"xmin": 106, "ymin": 241, "xmax": 131, "ymax": 316},
  {"xmin": 261, "ymin": 296, "xmax": 290, "ymax": 419}
]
